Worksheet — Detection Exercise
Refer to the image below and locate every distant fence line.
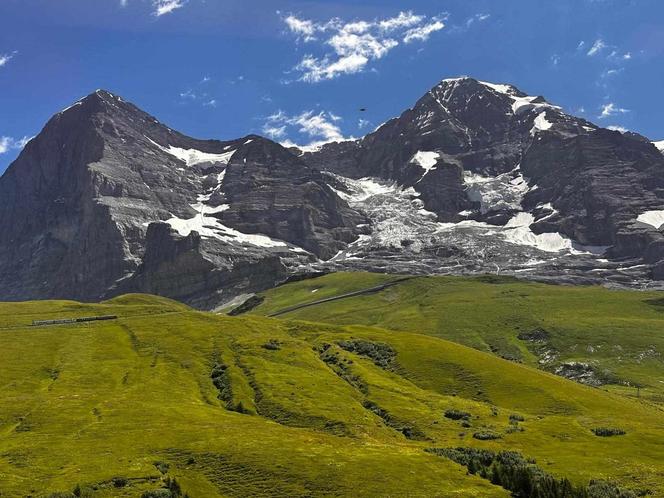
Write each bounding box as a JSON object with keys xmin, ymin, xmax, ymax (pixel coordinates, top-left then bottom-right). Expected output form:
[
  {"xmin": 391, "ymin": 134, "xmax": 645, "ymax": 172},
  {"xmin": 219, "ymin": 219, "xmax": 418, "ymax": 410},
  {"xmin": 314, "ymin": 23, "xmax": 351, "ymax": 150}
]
[{"xmin": 31, "ymin": 315, "xmax": 118, "ymax": 326}]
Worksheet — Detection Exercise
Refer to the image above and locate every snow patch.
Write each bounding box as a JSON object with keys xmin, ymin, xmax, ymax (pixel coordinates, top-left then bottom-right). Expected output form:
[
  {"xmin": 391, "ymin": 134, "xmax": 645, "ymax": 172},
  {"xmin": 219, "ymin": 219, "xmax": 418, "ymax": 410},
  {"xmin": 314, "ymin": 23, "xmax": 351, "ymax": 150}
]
[
  {"xmin": 478, "ymin": 81, "xmax": 516, "ymax": 95},
  {"xmin": 164, "ymin": 210, "xmax": 293, "ymax": 248},
  {"xmin": 59, "ymin": 101, "xmax": 83, "ymax": 114},
  {"xmin": 149, "ymin": 138, "xmax": 236, "ymax": 167},
  {"xmin": 636, "ymin": 210, "xmax": 664, "ymax": 230},
  {"xmin": 410, "ymin": 151, "xmax": 440, "ymax": 181},
  {"xmin": 464, "ymin": 169, "xmax": 529, "ymax": 213},
  {"xmin": 478, "ymin": 80, "xmax": 560, "ymax": 115},
  {"xmin": 502, "ymin": 212, "xmax": 605, "ymax": 255},
  {"xmin": 503, "ymin": 213, "xmax": 575, "ymax": 253},
  {"xmin": 531, "ymin": 112, "xmax": 553, "ymax": 136},
  {"xmin": 653, "ymin": 140, "xmax": 664, "ymax": 153}
]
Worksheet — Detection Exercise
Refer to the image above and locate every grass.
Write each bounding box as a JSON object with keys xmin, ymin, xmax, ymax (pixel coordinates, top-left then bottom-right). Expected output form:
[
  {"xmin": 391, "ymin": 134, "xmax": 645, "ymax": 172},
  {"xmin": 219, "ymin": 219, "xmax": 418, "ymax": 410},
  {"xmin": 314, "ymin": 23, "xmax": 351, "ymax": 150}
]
[
  {"xmin": 0, "ymin": 293, "xmax": 663, "ymax": 496},
  {"xmin": 250, "ymin": 272, "xmax": 664, "ymax": 404}
]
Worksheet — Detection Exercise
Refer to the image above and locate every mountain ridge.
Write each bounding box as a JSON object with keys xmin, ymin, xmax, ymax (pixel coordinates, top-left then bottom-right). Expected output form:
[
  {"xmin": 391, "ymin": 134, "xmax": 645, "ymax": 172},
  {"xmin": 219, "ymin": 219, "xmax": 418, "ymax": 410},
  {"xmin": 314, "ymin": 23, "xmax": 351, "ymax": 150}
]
[{"xmin": 2, "ymin": 78, "xmax": 664, "ymax": 308}]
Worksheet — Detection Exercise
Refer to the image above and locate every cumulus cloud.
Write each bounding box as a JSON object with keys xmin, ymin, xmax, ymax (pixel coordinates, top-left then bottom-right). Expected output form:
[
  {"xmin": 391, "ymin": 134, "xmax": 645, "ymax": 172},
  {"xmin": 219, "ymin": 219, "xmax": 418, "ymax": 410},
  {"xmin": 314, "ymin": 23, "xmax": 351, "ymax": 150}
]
[
  {"xmin": 263, "ymin": 110, "xmax": 349, "ymax": 147},
  {"xmin": 153, "ymin": 0, "xmax": 185, "ymax": 16},
  {"xmin": 587, "ymin": 39, "xmax": 606, "ymax": 56},
  {"xmin": 599, "ymin": 102, "xmax": 630, "ymax": 119},
  {"xmin": 0, "ymin": 51, "xmax": 17, "ymax": 68},
  {"xmin": 0, "ymin": 136, "xmax": 32, "ymax": 154},
  {"xmin": 282, "ymin": 11, "xmax": 446, "ymax": 82}
]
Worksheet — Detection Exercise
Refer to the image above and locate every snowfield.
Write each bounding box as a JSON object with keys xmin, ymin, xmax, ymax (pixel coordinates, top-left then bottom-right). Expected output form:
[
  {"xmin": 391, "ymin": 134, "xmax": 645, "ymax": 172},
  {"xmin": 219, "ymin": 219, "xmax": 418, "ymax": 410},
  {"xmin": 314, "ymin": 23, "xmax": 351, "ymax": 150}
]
[
  {"xmin": 410, "ymin": 151, "xmax": 440, "ymax": 181},
  {"xmin": 327, "ymin": 174, "xmax": 604, "ymax": 264},
  {"xmin": 148, "ymin": 138, "xmax": 236, "ymax": 166},
  {"xmin": 637, "ymin": 210, "xmax": 664, "ymax": 230},
  {"xmin": 463, "ymin": 169, "xmax": 530, "ymax": 213}
]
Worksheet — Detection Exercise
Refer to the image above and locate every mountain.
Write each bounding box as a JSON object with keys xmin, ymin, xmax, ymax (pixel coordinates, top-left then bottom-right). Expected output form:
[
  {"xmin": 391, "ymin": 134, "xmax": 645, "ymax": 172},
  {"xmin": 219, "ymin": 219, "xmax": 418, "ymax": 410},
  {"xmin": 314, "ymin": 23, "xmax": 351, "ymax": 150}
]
[
  {"xmin": 302, "ymin": 78, "xmax": 664, "ymax": 285},
  {"xmin": 0, "ymin": 90, "xmax": 364, "ymax": 308},
  {"xmin": 2, "ymin": 78, "xmax": 664, "ymax": 308}
]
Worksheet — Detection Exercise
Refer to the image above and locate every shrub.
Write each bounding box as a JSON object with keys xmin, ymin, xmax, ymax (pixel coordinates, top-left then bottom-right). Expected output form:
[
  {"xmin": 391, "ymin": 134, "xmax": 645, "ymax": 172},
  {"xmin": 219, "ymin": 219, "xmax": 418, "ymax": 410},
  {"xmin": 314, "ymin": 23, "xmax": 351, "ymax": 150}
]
[
  {"xmin": 473, "ymin": 430, "xmax": 501, "ymax": 440},
  {"xmin": 587, "ymin": 480, "xmax": 638, "ymax": 498},
  {"xmin": 444, "ymin": 409, "xmax": 471, "ymax": 421},
  {"xmin": 210, "ymin": 362, "xmax": 233, "ymax": 407},
  {"xmin": 141, "ymin": 491, "xmax": 172, "ymax": 498},
  {"xmin": 262, "ymin": 339, "xmax": 281, "ymax": 351},
  {"xmin": 140, "ymin": 477, "xmax": 190, "ymax": 498},
  {"xmin": 112, "ymin": 477, "xmax": 128, "ymax": 488},
  {"xmin": 509, "ymin": 413, "xmax": 525, "ymax": 422},
  {"xmin": 337, "ymin": 340, "xmax": 396, "ymax": 369},
  {"xmin": 427, "ymin": 447, "xmax": 637, "ymax": 498},
  {"xmin": 592, "ymin": 427, "xmax": 626, "ymax": 437},
  {"xmin": 153, "ymin": 460, "xmax": 170, "ymax": 474}
]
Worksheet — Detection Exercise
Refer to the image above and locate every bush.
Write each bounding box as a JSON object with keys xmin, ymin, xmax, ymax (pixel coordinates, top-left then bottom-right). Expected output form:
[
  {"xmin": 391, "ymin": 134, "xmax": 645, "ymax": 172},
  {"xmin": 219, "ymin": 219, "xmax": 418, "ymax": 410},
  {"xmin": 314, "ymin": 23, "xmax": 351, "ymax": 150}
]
[
  {"xmin": 587, "ymin": 480, "xmax": 639, "ymax": 498},
  {"xmin": 427, "ymin": 447, "xmax": 637, "ymax": 498},
  {"xmin": 592, "ymin": 427, "xmax": 626, "ymax": 437},
  {"xmin": 262, "ymin": 339, "xmax": 281, "ymax": 351},
  {"xmin": 141, "ymin": 477, "xmax": 190, "ymax": 498},
  {"xmin": 153, "ymin": 460, "xmax": 170, "ymax": 474},
  {"xmin": 444, "ymin": 409, "xmax": 471, "ymax": 421},
  {"xmin": 112, "ymin": 477, "xmax": 128, "ymax": 488},
  {"xmin": 141, "ymin": 491, "xmax": 172, "ymax": 498},
  {"xmin": 210, "ymin": 362, "xmax": 233, "ymax": 407},
  {"xmin": 337, "ymin": 340, "xmax": 396, "ymax": 369},
  {"xmin": 473, "ymin": 430, "xmax": 501, "ymax": 440},
  {"xmin": 509, "ymin": 413, "xmax": 525, "ymax": 422}
]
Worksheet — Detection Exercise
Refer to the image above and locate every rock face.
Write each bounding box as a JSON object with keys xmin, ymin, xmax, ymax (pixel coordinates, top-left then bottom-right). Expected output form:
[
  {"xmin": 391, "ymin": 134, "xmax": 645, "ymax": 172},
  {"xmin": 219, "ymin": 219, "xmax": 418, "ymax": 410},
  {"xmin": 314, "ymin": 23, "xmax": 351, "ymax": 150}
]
[
  {"xmin": 302, "ymin": 78, "xmax": 664, "ymax": 285},
  {"xmin": 0, "ymin": 90, "xmax": 363, "ymax": 307},
  {"xmin": 2, "ymin": 78, "xmax": 664, "ymax": 308}
]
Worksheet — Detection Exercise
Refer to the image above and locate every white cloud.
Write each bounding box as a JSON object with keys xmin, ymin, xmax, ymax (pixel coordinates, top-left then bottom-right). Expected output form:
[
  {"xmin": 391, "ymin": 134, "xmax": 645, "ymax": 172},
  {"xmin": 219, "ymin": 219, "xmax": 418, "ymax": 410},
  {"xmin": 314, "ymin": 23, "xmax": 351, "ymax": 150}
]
[
  {"xmin": 180, "ymin": 89, "xmax": 197, "ymax": 99},
  {"xmin": 599, "ymin": 102, "xmax": 630, "ymax": 119},
  {"xmin": 262, "ymin": 124, "xmax": 287, "ymax": 140},
  {"xmin": 358, "ymin": 118, "xmax": 371, "ymax": 129},
  {"xmin": 0, "ymin": 136, "xmax": 31, "ymax": 154},
  {"xmin": 587, "ymin": 39, "xmax": 606, "ymax": 56},
  {"xmin": 403, "ymin": 19, "xmax": 446, "ymax": 43},
  {"xmin": 203, "ymin": 99, "xmax": 217, "ymax": 107},
  {"xmin": 284, "ymin": 15, "xmax": 318, "ymax": 41},
  {"xmin": 623, "ymin": 52, "xmax": 632, "ymax": 60},
  {"xmin": 378, "ymin": 11, "xmax": 424, "ymax": 31},
  {"xmin": 263, "ymin": 109, "xmax": 349, "ymax": 146},
  {"xmin": 607, "ymin": 125, "xmax": 628, "ymax": 133},
  {"xmin": 282, "ymin": 11, "xmax": 446, "ymax": 82},
  {"xmin": 153, "ymin": 0, "xmax": 185, "ymax": 16},
  {"xmin": 0, "ymin": 51, "xmax": 16, "ymax": 68},
  {"xmin": 600, "ymin": 68, "xmax": 623, "ymax": 79}
]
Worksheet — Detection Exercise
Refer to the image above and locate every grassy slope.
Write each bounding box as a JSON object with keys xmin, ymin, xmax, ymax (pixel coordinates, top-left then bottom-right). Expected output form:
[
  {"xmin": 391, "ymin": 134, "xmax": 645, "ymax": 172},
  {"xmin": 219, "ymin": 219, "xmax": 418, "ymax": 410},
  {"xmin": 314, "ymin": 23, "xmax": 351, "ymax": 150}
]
[
  {"xmin": 0, "ymin": 294, "xmax": 662, "ymax": 496},
  {"xmin": 251, "ymin": 273, "xmax": 664, "ymax": 403}
]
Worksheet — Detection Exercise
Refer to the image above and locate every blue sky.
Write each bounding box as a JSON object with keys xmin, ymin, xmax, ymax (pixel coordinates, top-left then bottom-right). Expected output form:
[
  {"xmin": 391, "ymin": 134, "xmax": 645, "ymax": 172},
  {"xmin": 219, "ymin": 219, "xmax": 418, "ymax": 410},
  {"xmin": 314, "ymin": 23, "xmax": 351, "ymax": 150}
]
[{"xmin": 1, "ymin": 0, "xmax": 663, "ymax": 172}]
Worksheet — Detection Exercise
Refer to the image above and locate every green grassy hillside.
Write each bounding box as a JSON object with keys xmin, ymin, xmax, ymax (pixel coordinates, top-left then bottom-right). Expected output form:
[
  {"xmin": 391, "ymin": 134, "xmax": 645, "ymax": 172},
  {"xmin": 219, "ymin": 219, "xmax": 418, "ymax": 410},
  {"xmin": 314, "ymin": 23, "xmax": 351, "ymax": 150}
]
[
  {"xmin": 1, "ymin": 294, "xmax": 663, "ymax": 496},
  {"xmin": 251, "ymin": 273, "xmax": 664, "ymax": 404}
]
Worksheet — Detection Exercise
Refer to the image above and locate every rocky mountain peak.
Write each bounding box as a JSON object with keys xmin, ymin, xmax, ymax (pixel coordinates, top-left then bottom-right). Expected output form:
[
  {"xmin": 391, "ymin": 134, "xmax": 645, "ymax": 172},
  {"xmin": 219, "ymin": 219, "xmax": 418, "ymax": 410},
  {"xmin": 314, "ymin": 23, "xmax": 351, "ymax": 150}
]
[{"xmin": 3, "ymin": 78, "xmax": 664, "ymax": 309}]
